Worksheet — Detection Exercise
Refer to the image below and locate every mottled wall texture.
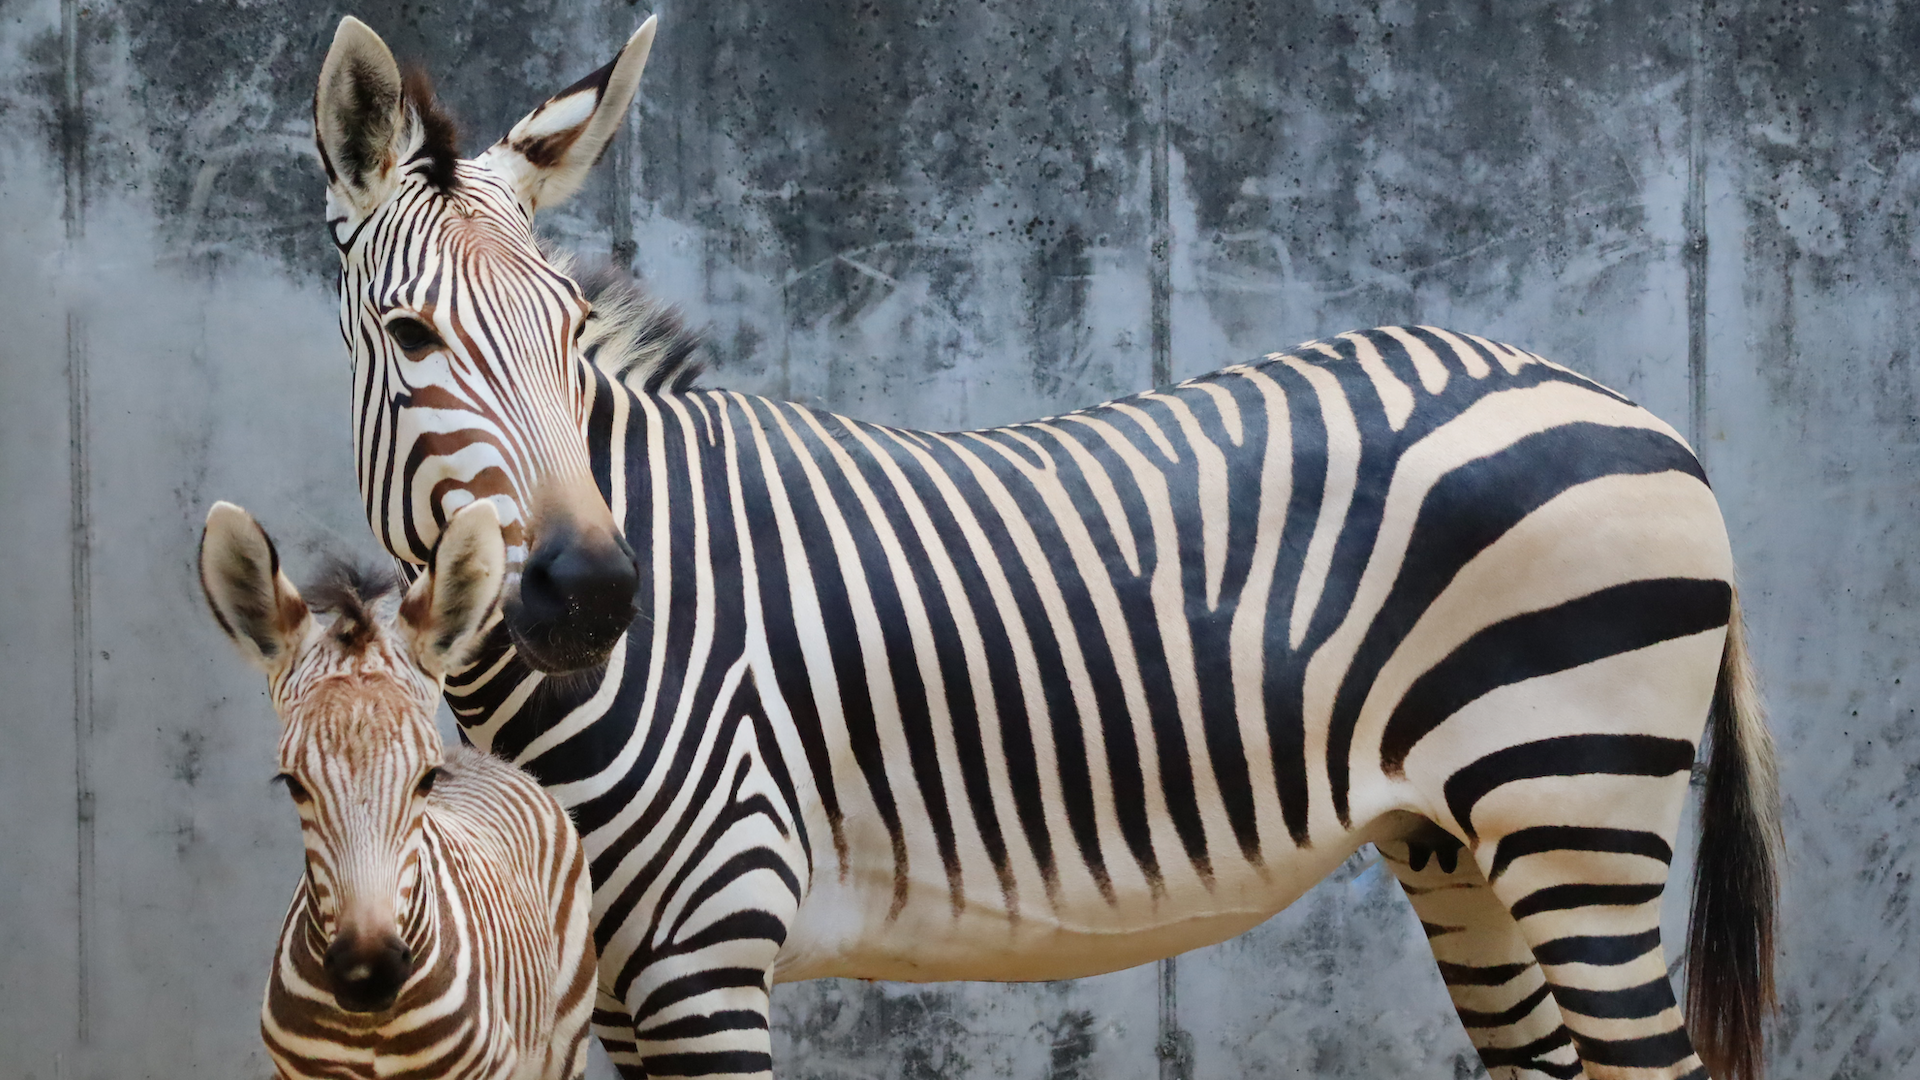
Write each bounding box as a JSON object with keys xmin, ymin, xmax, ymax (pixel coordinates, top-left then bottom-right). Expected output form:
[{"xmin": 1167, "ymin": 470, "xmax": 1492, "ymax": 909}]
[{"xmin": 0, "ymin": 1, "xmax": 1913, "ymax": 1077}]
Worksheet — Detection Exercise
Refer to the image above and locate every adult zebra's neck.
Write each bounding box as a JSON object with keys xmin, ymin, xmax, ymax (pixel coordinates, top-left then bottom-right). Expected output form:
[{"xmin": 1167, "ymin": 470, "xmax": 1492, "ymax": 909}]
[{"xmin": 441, "ymin": 364, "xmax": 748, "ymax": 803}]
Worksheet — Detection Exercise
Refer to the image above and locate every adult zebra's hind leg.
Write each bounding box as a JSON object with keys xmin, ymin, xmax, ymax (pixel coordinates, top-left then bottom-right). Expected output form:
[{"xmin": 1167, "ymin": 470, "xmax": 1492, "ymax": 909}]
[
  {"xmin": 1479, "ymin": 811, "xmax": 1704, "ymax": 1080},
  {"xmin": 1383, "ymin": 834, "xmax": 1585, "ymax": 1079}
]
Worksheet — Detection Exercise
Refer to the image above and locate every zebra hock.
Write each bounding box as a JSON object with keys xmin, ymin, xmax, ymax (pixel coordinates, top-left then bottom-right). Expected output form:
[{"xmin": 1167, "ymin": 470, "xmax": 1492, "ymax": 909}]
[
  {"xmin": 200, "ymin": 500, "xmax": 598, "ymax": 1080},
  {"xmin": 310, "ymin": 16, "xmax": 1781, "ymax": 1080}
]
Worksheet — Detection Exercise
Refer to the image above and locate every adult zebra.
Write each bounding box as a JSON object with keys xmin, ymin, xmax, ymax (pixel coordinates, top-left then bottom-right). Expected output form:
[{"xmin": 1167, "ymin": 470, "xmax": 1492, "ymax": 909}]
[{"xmin": 310, "ymin": 16, "xmax": 1779, "ymax": 1080}]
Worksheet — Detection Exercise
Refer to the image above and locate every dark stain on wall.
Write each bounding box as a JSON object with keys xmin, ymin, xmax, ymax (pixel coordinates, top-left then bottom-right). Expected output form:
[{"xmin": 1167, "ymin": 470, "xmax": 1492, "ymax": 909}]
[
  {"xmin": 1039, "ymin": 1008, "xmax": 1097, "ymax": 1080},
  {"xmin": 1717, "ymin": 1, "xmax": 1920, "ymax": 422},
  {"xmin": 642, "ymin": 0, "xmax": 1151, "ymax": 388},
  {"xmin": 1166, "ymin": 0, "xmax": 1689, "ymax": 331},
  {"xmin": 781, "ymin": 982, "xmax": 974, "ymax": 1080}
]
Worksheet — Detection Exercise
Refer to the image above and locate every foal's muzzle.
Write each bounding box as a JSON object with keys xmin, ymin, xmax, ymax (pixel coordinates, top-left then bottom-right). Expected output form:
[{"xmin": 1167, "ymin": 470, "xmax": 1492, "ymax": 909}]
[
  {"xmin": 504, "ymin": 523, "xmax": 639, "ymax": 673},
  {"xmin": 324, "ymin": 929, "xmax": 414, "ymax": 1014}
]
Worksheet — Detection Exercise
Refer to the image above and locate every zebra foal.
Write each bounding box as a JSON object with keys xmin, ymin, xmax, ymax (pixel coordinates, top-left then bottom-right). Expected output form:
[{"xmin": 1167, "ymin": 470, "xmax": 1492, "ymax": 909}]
[{"xmin": 199, "ymin": 500, "xmax": 597, "ymax": 1080}]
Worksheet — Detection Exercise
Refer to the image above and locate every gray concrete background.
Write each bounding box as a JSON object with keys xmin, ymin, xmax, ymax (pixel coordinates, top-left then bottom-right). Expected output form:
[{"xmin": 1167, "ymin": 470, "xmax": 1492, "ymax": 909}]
[{"xmin": 0, "ymin": 1, "xmax": 1912, "ymax": 1076}]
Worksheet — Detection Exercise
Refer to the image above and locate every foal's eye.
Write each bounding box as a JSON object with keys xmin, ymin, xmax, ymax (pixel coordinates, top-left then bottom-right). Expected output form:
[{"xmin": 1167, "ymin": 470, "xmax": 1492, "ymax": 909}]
[
  {"xmin": 385, "ymin": 316, "xmax": 441, "ymax": 353},
  {"xmin": 273, "ymin": 773, "xmax": 311, "ymax": 803},
  {"xmin": 415, "ymin": 766, "xmax": 442, "ymax": 798}
]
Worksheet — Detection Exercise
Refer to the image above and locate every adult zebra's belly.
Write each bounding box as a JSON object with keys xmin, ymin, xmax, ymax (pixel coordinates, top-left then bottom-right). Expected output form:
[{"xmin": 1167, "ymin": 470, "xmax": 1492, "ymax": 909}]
[{"xmin": 770, "ymin": 834, "xmax": 1369, "ymax": 983}]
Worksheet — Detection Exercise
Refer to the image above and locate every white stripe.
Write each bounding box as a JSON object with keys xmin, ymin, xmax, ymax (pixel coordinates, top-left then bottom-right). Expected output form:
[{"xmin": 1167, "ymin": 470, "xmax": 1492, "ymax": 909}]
[
  {"xmin": 1381, "ymin": 326, "xmax": 1450, "ymax": 395},
  {"xmin": 1284, "ymin": 358, "xmax": 1362, "ymax": 650}
]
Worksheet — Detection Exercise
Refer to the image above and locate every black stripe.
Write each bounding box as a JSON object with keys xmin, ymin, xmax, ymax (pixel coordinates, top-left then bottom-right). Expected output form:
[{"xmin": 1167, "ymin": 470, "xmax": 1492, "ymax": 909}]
[
  {"xmin": 634, "ymin": 1009, "xmax": 769, "ymax": 1041},
  {"xmin": 1444, "ymin": 735, "xmax": 1697, "ymax": 839},
  {"xmin": 1329, "ymin": 420, "xmax": 1711, "ymax": 822},
  {"xmin": 1455, "ymin": 981, "xmax": 1555, "ymax": 1028},
  {"xmin": 1550, "ymin": 975, "xmax": 1677, "ymax": 1020},
  {"xmin": 1574, "ymin": 1026, "xmax": 1696, "ymax": 1068},
  {"xmin": 1435, "ymin": 960, "xmax": 1532, "ymax": 986},
  {"xmin": 1476, "ymin": 1025, "xmax": 1574, "ymax": 1070},
  {"xmin": 1531, "ymin": 928, "xmax": 1662, "ymax": 967},
  {"xmin": 631, "ymin": 967, "xmax": 767, "ymax": 1022},
  {"xmin": 1381, "ymin": 578, "xmax": 1731, "ymax": 771},
  {"xmin": 1257, "ymin": 360, "xmax": 1334, "ymax": 843},
  {"xmin": 1488, "ymin": 826, "xmax": 1672, "ymax": 881},
  {"xmin": 642, "ymin": 1050, "xmax": 775, "ymax": 1077},
  {"xmin": 1509, "ymin": 882, "xmax": 1665, "ymax": 920},
  {"xmin": 1294, "ymin": 338, "xmax": 1400, "ymax": 830}
]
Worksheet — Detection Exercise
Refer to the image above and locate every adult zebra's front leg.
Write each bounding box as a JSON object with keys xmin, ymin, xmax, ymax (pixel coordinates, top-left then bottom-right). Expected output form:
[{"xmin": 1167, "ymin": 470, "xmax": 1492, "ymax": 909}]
[
  {"xmin": 592, "ymin": 670, "xmax": 808, "ymax": 1080},
  {"xmin": 1383, "ymin": 832, "xmax": 1585, "ymax": 1079}
]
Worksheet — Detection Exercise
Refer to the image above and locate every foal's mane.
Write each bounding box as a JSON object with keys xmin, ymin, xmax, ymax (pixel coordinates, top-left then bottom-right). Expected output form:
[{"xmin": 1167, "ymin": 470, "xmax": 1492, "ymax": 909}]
[{"xmin": 304, "ymin": 557, "xmax": 402, "ymax": 653}]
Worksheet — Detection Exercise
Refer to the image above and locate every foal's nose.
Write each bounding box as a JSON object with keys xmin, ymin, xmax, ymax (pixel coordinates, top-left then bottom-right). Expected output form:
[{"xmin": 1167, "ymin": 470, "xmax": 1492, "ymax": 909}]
[{"xmin": 323, "ymin": 929, "xmax": 414, "ymax": 1013}]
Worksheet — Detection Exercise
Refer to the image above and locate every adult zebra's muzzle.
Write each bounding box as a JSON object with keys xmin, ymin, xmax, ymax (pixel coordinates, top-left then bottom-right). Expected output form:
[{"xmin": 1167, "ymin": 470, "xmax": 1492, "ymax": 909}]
[
  {"xmin": 504, "ymin": 519, "xmax": 640, "ymax": 673},
  {"xmin": 323, "ymin": 929, "xmax": 414, "ymax": 1014}
]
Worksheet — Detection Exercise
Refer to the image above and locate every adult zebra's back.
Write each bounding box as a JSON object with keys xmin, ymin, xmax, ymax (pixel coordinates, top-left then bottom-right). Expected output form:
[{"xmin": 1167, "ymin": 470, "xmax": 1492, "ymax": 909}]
[{"xmin": 310, "ymin": 16, "xmax": 1779, "ymax": 1080}]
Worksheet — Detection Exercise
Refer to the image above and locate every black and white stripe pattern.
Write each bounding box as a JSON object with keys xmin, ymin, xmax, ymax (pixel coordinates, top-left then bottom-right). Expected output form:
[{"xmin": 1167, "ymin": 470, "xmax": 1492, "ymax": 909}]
[
  {"xmin": 261, "ymin": 746, "xmax": 598, "ymax": 1080},
  {"xmin": 200, "ymin": 501, "xmax": 598, "ymax": 1080},
  {"xmin": 312, "ymin": 20, "xmax": 1779, "ymax": 1080}
]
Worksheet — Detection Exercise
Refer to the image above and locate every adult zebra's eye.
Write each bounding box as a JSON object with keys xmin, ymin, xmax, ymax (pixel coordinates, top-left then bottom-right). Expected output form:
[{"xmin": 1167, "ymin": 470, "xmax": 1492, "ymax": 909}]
[
  {"xmin": 385, "ymin": 316, "xmax": 441, "ymax": 353},
  {"xmin": 273, "ymin": 773, "xmax": 311, "ymax": 803},
  {"xmin": 415, "ymin": 766, "xmax": 442, "ymax": 798}
]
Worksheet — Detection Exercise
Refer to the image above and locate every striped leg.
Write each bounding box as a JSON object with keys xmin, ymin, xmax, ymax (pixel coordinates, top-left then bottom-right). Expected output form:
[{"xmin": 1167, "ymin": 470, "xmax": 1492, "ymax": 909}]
[
  {"xmin": 1483, "ymin": 818, "xmax": 1703, "ymax": 1080},
  {"xmin": 595, "ymin": 989, "xmax": 648, "ymax": 1079},
  {"xmin": 616, "ymin": 954, "xmax": 775, "ymax": 1080},
  {"xmin": 1383, "ymin": 836, "xmax": 1585, "ymax": 1079}
]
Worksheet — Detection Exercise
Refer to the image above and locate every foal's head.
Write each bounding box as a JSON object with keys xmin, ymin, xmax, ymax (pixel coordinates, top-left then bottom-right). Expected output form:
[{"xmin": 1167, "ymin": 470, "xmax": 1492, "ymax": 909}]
[
  {"xmin": 200, "ymin": 500, "xmax": 504, "ymax": 1013},
  {"xmin": 314, "ymin": 16, "xmax": 661, "ymax": 672}
]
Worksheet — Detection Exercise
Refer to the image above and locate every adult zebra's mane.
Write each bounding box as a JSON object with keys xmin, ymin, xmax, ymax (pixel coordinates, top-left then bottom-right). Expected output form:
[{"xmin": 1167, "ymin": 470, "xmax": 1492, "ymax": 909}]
[
  {"xmin": 398, "ymin": 66, "xmax": 461, "ymax": 193},
  {"xmin": 544, "ymin": 245, "xmax": 705, "ymax": 394}
]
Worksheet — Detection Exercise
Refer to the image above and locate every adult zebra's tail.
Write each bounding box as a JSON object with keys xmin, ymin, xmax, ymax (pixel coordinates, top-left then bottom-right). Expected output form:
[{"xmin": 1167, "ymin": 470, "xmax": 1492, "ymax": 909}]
[{"xmin": 1686, "ymin": 586, "xmax": 1782, "ymax": 1080}]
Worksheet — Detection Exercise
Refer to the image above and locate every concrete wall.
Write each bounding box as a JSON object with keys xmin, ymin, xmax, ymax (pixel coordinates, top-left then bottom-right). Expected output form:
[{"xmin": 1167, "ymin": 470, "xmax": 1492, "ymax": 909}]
[{"xmin": 0, "ymin": 1, "xmax": 1912, "ymax": 1076}]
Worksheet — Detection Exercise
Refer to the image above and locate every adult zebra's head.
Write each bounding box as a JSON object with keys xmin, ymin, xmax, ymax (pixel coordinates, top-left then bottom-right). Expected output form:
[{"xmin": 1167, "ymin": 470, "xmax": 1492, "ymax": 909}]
[
  {"xmin": 201, "ymin": 500, "xmax": 506, "ymax": 1014},
  {"xmin": 313, "ymin": 16, "xmax": 657, "ymax": 673}
]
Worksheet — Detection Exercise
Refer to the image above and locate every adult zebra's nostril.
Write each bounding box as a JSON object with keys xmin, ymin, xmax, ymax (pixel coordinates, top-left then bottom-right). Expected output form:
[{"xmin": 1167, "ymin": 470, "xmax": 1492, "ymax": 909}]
[{"xmin": 508, "ymin": 528, "xmax": 639, "ymax": 672}]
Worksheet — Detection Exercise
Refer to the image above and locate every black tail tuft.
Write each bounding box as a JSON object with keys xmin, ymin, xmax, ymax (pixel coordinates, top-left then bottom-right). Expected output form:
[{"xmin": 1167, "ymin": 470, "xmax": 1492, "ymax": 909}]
[{"xmin": 1686, "ymin": 589, "xmax": 1781, "ymax": 1080}]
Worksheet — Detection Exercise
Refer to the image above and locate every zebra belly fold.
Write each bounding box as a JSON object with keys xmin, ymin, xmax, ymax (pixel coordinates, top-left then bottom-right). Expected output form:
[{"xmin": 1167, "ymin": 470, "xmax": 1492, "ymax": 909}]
[{"xmin": 771, "ymin": 840, "xmax": 1363, "ymax": 983}]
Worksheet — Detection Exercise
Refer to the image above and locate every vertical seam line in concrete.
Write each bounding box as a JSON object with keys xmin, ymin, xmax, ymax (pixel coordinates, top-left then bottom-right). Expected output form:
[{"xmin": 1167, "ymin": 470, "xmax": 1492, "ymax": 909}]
[
  {"xmin": 1156, "ymin": 951, "xmax": 1192, "ymax": 1080},
  {"xmin": 1147, "ymin": 0, "xmax": 1172, "ymax": 388},
  {"xmin": 1146, "ymin": 0, "xmax": 1182, "ymax": 1064},
  {"xmin": 608, "ymin": 2, "xmax": 637, "ymax": 273},
  {"xmin": 61, "ymin": 0, "xmax": 92, "ymax": 1047},
  {"xmin": 1685, "ymin": 0, "xmax": 1709, "ymax": 461}
]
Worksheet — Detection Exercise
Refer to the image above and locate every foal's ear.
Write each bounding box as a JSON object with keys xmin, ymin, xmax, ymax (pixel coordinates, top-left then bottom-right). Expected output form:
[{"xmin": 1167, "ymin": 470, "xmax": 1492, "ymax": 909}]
[
  {"xmin": 200, "ymin": 502, "xmax": 314, "ymax": 675},
  {"xmin": 399, "ymin": 500, "xmax": 506, "ymax": 679},
  {"xmin": 315, "ymin": 17, "xmax": 409, "ymax": 232},
  {"xmin": 479, "ymin": 16, "xmax": 656, "ymax": 214}
]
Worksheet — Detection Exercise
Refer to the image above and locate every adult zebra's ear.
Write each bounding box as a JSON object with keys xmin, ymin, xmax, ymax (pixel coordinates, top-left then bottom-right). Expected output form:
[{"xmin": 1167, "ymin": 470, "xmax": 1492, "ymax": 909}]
[
  {"xmin": 479, "ymin": 16, "xmax": 657, "ymax": 214},
  {"xmin": 315, "ymin": 16, "xmax": 408, "ymax": 230},
  {"xmin": 200, "ymin": 502, "xmax": 315, "ymax": 677},
  {"xmin": 400, "ymin": 500, "xmax": 506, "ymax": 680}
]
